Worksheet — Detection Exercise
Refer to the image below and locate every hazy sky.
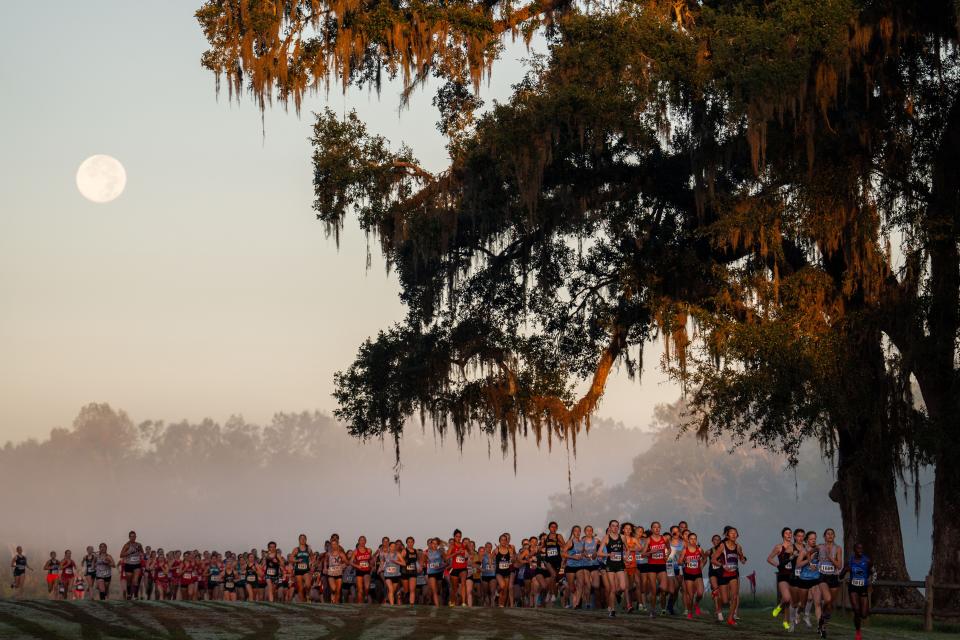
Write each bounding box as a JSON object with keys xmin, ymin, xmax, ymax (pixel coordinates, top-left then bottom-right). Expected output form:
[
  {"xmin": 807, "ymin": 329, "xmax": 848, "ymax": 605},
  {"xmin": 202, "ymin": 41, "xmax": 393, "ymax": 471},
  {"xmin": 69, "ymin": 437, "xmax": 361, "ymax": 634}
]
[{"xmin": 0, "ymin": 1, "xmax": 678, "ymax": 443}]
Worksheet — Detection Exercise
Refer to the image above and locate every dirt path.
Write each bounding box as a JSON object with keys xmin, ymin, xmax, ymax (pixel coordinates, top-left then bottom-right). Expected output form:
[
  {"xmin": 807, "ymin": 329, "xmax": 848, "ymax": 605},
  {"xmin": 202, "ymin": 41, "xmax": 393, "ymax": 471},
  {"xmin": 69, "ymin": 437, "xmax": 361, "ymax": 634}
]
[{"xmin": 0, "ymin": 601, "xmax": 947, "ymax": 639}]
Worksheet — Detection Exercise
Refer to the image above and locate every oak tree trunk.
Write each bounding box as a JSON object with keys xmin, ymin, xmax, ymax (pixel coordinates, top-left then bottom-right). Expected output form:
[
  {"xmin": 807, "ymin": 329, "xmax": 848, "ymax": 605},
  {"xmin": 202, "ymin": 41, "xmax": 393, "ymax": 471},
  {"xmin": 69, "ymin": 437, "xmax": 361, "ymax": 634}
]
[{"xmin": 829, "ymin": 329, "xmax": 921, "ymax": 608}]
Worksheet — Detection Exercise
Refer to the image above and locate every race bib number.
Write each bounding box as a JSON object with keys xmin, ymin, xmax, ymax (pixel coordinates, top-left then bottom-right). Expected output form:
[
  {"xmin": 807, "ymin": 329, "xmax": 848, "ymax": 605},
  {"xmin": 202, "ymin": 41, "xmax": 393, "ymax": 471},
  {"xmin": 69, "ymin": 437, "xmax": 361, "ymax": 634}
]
[
  {"xmin": 795, "ymin": 567, "xmax": 802, "ymax": 577},
  {"xmin": 266, "ymin": 568, "xmax": 276, "ymax": 576},
  {"xmin": 652, "ymin": 551, "xmax": 664, "ymax": 560},
  {"xmin": 547, "ymin": 548, "xmax": 558, "ymax": 557},
  {"xmin": 637, "ymin": 556, "xmax": 648, "ymax": 565},
  {"xmin": 297, "ymin": 562, "xmax": 308, "ymax": 571},
  {"xmin": 64, "ymin": 567, "xmax": 74, "ymax": 575},
  {"xmin": 666, "ymin": 564, "xmax": 675, "ymax": 577},
  {"xmin": 851, "ymin": 578, "xmax": 865, "ymax": 587},
  {"xmin": 609, "ymin": 552, "xmax": 622, "ymax": 562},
  {"xmin": 686, "ymin": 558, "xmax": 700, "ymax": 569},
  {"xmin": 784, "ymin": 562, "xmax": 793, "ymax": 570},
  {"xmin": 724, "ymin": 564, "xmax": 737, "ymax": 573},
  {"xmin": 819, "ymin": 564, "xmax": 835, "ymax": 574},
  {"xmin": 385, "ymin": 566, "xmax": 399, "ymax": 577},
  {"xmin": 246, "ymin": 575, "xmax": 256, "ymax": 583},
  {"xmin": 183, "ymin": 572, "xmax": 192, "ymax": 579},
  {"xmin": 359, "ymin": 560, "xmax": 370, "ymax": 569},
  {"xmin": 498, "ymin": 561, "xmax": 511, "ymax": 570},
  {"xmin": 225, "ymin": 581, "xmax": 235, "ymax": 589},
  {"xmin": 157, "ymin": 572, "xmax": 166, "ymax": 579},
  {"xmin": 626, "ymin": 551, "xmax": 635, "ymax": 563},
  {"xmin": 428, "ymin": 561, "xmax": 440, "ymax": 570},
  {"xmin": 455, "ymin": 556, "xmax": 466, "ymax": 565}
]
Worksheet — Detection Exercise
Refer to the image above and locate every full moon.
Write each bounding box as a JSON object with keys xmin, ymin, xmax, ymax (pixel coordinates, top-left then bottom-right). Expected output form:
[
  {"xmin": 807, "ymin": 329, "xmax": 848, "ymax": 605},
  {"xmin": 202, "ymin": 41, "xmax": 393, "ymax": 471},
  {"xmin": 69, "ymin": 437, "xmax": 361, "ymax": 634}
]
[{"xmin": 76, "ymin": 154, "xmax": 127, "ymax": 203}]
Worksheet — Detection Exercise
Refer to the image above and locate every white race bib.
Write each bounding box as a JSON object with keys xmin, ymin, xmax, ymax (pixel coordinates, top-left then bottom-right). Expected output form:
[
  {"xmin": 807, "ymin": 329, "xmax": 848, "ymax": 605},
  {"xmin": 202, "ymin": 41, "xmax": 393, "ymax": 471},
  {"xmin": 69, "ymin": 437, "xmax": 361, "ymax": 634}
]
[
  {"xmin": 547, "ymin": 548, "xmax": 558, "ymax": 557},
  {"xmin": 609, "ymin": 552, "xmax": 622, "ymax": 562},
  {"xmin": 724, "ymin": 564, "xmax": 737, "ymax": 573},
  {"xmin": 851, "ymin": 578, "xmax": 865, "ymax": 587},
  {"xmin": 819, "ymin": 564, "xmax": 835, "ymax": 574},
  {"xmin": 666, "ymin": 564, "xmax": 675, "ymax": 577},
  {"xmin": 297, "ymin": 562, "xmax": 308, "ymax": 571},
  {"xmin": 498, "ymin": 561, "xmax": 511, "ymax": 570}
]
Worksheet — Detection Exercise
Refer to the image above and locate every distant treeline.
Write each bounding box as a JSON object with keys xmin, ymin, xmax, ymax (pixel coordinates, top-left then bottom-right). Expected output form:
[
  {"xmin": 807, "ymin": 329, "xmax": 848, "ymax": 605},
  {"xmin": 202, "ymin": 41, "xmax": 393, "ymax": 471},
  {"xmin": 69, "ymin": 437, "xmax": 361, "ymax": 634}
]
[{"xmin": 0, "ymin": 403, "xmax": 648, "ymax": 567}]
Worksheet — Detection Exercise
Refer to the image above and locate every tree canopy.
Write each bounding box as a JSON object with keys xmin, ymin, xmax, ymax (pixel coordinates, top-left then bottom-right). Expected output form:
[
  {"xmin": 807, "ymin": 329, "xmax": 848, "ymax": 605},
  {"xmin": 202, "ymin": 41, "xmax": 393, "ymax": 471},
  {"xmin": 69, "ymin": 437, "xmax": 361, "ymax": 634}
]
[{"xmin": 197, "ymin": 0, "xmax": 960, "ymax": 593}]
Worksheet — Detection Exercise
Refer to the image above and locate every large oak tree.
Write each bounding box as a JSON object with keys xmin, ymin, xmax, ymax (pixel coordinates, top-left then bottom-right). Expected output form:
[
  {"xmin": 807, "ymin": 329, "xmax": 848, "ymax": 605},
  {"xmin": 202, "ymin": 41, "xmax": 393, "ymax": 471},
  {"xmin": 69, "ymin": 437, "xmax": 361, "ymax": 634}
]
[{"xmin": 197, "ymin": 0, "xmax": 959, "ymax": 603}]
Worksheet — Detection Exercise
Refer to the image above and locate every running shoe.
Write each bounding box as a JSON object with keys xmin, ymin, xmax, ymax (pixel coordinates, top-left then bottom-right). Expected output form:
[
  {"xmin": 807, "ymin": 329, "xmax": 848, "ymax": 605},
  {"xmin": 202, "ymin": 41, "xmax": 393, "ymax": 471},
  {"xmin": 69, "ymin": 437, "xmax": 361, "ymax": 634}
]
[
  {"xmin": 788, "ymin": 622, "xmax": 796, "ymax": 633},
  {"xmin": 727, "ymin": 617, "xmax": 737, "ymax": 626},
  {"xmin": 734, "ymin": 614, "xmax": 741, "ymax": 621},
  {"xmin": 695, "ymin": 605, "xmax": 702, "ymax": 616},
  {"xmin": 626, "ymin": 604, "xmax": 634, "ymax": 614},
  {"xmin": 608, "ymin": 609, "xmax": 616, "ymax": 618},
  {"xmin": 717, "ymin": 612, "xmax": 724, "ymax": 622},
  {"xmin": 783, "ymin": 621, "xmax": 791, "ymax": 631},
  {"xmin": 687, "ymin": 613, "xmax": 694, "ymax": 620},
  {"xmin": 804, "ymin": 613, "xmax": 812, "ymax": 628},
  {"xmin": 854, "ymin": 631, "xmax": 861, "ymax": 640},
  {"xmin": 773, "ymin": 605, "xmax": 783, "ymax": 617}
]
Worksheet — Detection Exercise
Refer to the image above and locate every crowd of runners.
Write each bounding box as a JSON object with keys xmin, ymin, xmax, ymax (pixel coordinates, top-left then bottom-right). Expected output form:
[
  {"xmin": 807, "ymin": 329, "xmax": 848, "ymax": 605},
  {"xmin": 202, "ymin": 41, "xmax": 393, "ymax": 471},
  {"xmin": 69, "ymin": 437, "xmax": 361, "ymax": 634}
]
[{"xmin": 9, "ymin": 521, "xmax": 873, "ymax": 639}]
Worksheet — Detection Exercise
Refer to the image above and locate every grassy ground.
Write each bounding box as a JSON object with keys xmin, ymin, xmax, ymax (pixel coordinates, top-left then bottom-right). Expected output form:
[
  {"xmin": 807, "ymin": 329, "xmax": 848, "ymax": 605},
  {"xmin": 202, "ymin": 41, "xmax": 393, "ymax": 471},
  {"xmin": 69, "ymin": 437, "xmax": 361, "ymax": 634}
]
[{"xmin": 0, "ymin": 600, "xmax": 954, "ymax": 640}]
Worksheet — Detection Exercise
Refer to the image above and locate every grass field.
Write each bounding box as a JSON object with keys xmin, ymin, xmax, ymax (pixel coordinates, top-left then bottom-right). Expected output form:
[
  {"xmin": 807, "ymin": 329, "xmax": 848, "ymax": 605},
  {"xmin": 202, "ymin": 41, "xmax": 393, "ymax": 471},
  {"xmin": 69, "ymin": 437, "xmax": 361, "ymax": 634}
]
[{"xmin": 0, "ymin": 600, "xmax": 954, "ymax": 640}]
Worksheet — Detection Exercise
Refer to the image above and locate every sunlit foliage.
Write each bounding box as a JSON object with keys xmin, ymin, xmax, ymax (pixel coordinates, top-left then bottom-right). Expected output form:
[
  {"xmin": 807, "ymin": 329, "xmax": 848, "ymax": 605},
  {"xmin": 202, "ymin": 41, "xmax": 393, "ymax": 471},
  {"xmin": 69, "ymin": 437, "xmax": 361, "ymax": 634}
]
[{"xmin": 197, "ymin": 1, "xmax": 957, "ymax": 458}]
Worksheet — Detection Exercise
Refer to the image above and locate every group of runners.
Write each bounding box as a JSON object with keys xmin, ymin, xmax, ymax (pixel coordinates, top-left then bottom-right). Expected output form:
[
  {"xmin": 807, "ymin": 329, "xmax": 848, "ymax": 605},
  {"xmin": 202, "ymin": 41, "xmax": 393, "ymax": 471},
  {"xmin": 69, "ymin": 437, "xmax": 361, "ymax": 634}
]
[
  {"xmin": 9, "ymin": 522, "xmax": 873, "ymax": 638},
  {"xmin": 767, "ymin": 527, "xmax": 873, "ymax": 640}
]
